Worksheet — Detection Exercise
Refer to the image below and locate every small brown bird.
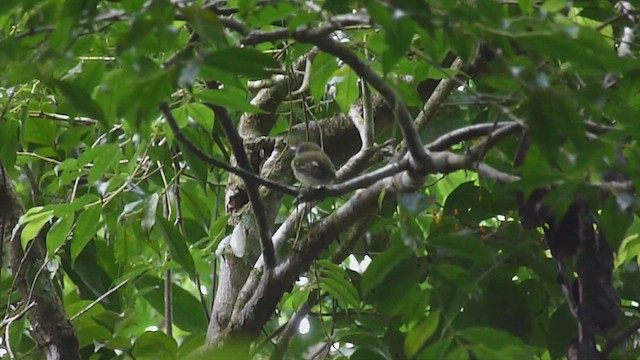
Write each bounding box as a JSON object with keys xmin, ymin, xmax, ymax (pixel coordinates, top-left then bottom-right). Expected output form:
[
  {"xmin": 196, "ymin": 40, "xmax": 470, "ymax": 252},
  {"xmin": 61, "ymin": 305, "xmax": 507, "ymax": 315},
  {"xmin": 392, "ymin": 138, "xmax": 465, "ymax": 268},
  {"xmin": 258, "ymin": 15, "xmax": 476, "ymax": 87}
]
[{"xmin": 289, "ymin": 142, "xmax": 337, "ymax": 186}]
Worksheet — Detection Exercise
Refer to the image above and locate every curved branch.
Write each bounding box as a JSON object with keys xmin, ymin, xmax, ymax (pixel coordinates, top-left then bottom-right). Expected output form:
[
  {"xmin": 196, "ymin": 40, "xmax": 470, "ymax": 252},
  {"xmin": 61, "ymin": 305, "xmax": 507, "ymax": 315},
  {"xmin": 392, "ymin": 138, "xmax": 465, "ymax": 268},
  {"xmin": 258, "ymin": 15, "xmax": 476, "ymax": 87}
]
[
  {"xmin": 160, "ymin": 103, "xmax": 299, "ymax": 197},
  {"xmin": 427, "ymin": 122, "xmax": 516, "ymax": 151},
  {"xmin": 291, "ymin": 28, "xmax": 432, "ymax": 173},
  {"xmin": 211, "ymin": 106, "xmax": 277, "ymax": 268}
]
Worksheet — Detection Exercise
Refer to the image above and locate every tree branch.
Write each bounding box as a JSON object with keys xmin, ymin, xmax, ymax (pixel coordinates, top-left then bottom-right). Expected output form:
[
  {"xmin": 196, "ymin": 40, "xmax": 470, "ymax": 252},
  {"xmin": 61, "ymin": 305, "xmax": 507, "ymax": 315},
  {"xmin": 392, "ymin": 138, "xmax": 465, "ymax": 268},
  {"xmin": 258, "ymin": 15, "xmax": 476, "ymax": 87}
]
[
  {"xmin": 291, "ymin": 28, "xmax": 432, "ymax": 173},
  {"xmin": 211, "ymin": 106, "xmax": 277, "ymax": 268},
  {"xmin": 414, "ymin": 57, "xmax": 464, "ymax": 132},
  {"xmin": 160, "ymin": 103, "xmax": 298, "ymax": 197}
]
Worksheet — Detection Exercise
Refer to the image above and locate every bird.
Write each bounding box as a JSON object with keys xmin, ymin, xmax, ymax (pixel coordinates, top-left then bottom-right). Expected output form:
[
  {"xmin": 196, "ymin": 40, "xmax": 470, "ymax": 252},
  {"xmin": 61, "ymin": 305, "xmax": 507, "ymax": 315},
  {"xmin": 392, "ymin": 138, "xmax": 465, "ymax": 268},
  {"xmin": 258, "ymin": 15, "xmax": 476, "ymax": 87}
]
[{"xmin": 289, "ymin": 142, "xmax": 337, "ymax": 187}]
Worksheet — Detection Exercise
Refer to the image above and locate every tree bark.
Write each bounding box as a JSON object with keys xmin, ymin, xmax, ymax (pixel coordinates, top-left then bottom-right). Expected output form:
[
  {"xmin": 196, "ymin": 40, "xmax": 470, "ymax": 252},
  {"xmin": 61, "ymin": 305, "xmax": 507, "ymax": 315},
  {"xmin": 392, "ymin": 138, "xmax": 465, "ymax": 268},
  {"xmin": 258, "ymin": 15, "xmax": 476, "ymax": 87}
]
[{"xmin": 1, "ymin": 167, "xmax": 80, "ymax": 360}]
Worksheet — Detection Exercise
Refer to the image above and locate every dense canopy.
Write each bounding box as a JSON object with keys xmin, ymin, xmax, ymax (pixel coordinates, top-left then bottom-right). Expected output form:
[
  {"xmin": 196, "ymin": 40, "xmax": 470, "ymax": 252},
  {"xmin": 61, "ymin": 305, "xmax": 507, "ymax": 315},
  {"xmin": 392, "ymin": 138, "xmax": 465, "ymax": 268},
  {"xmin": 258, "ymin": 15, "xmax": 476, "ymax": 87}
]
[{"xmin": 0, "ymin": 0, "xmax": 639, "ymax": 359}]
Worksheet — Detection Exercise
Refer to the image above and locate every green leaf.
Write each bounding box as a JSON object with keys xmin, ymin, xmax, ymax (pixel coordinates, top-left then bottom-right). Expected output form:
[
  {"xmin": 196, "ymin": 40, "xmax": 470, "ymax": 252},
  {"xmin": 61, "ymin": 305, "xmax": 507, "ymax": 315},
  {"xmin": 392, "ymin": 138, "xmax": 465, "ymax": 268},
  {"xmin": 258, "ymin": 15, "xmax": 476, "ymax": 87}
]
[
  {"xmin": 205, "ymin": 48, "xmax": 279, "ymax": 79},
  {"xmin": 46, "ymin": 214, "xmax": 74, "ymax": 255},
  {"xmin": 518, "ymin": 0, "xmax": 536, "ymax": 15},
  {"xmin": 361, "ymin": 244, "xmax": 412, "ymax": 295},
  {"xmin": 428, "ymin": 234, "xmax": 492, "ymax": 264},
  {"xmin": 599, "ymin": 195, "xmax": 632, "ymax": 251},
  {"xmin": 405, "ymin": 310, "xmax": 441, "ymax": 358},
  {"xmin": 179, "ymin": 6, "xmax": 228, "ymax": 49},
  {"xmin": 443, "ymin": 182, "xmax": 493, "ymax": 224},
  {"xmin": 546, "ymin": 305, "xmax": 578, "ymax": 359},
  {"xmin": 132, "ymin": 331, "xmax": 178, "ymax": 360},
  {"xmin": 71, "ymin": 205, "xmax": 102, "ymax": 261},
  {"xmin": 0, "ymin": 117, "xmax": 19, "ymax": 168},
  {"xmin": 178, "ymin": 126, "xmax": 210, "ymax": 192},
  {"xmin": 541, "ymin": 0, "xmax": 567, "ymax": 12},
  {"xmin": 195, "ymin": 88, "xmax": 267, "ymax": 114},
  {"xmin": 24, "ymin": 116, "xmax": 56, "ymax": 146},
  {"xmin": 185, "ymin": 103, "xmax": 215, "ymax": 130},
  {"xmin": 382, "ymin": 15, "xmax": 416, "ymax": 73},
  {"xmin": 461, "ymin": 327, "xmax": 535, "ymax": 360},
  {"xmin": 20, "ymin": 208, "xmax": 54, "ymax": 250},
  {"xmin": 156, "ymin": 217, "xmax": 197, "ymax": 280},
  {"xmin": 136, "ymin": 275, "xmax": 207, "ymax": 334},
  {"xmin": 53, "ymin": 79, "xmax": 106, "ymax": 127},
  {"xmin": 318, "ymin": 260, "xmax": 361, "ymax": 309},
  {"xmin": 88, "ymin": 144, "xmax": 122, "ymax": 184},
  {"xmin": 526, "ymin": 89, "xmax": 585, "ymax": 165},
  {"xmin": 310, "ymin": 52, "xmax": 338, "ymax": 103},
  {"xmin": 333, "ymin": 66, "xmax": 359, "ymax": 114}
]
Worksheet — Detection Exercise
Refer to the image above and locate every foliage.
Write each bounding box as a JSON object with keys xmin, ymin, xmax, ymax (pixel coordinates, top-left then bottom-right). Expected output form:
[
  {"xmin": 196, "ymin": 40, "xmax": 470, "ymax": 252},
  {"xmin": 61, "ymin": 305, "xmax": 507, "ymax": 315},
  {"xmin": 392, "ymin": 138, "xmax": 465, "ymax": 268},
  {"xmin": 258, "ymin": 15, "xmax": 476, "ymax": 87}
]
[{"xmin": 0, "ymin": 0, "xmax": 639, "ymax": 359}]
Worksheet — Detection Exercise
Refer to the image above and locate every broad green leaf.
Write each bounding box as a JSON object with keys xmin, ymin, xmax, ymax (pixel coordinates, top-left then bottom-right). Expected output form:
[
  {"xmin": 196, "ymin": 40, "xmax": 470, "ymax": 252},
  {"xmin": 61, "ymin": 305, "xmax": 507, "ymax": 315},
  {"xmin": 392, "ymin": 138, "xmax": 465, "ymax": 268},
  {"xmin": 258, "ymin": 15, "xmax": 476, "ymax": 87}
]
[
  {"xmin": 156, "ymin": 217, "xmax": 197, "ymax": 280},
  {"xmin": 462, "ymin": 327, "xmax": 535, "ymax": 360},
  {"xmin": 52, "ymin": 194, "xmax": 100, "ymax": 217},
  {"xmin": 527, "ymin": 89, "xmax": 585, "ymax": 165},
  {"xmin": 136, "ymin": 275, "xmax": 207, "ymax": 333},
  {"xmin": 405, "ymin": 310, "xmax": 441, "ymax": 358},
  {"xmin": 88, "ymin": 144, "xmax": 122, "ymax": 184},
  {"xmin": 54, "ymin": 79, "xmax": 106, "ymax": 127},
  {"xmin": 71, "ymin": 205, "xmax": 101, "ymax": 261},
  {"xmin": 179, "ymin": 6, "xmax": 228, "ymax": 49},
  {"xmin": 428, "ymin": 234, "xmax": 492, "ymax": 264},
  {"xmin": 483, "ymin": 274, "xmax": 533, "ymax": 340},
  {"xmin": 443, "ymin": 182, "xmax": 493, "ymax": 224},
  {"xmin": 518, "ymin": 0, "xmax": 535, "ymax": 14},
  {"xmin": 0, "ymin": 117, "xmax": 19, "ymax": 168},
  {"xmin": 361, "ymin": 244, "xmax": 412, "ymax": 295},
  {"xmin": 20, "ymin": 208, "xmax": 54, "ymax": 250},
  {"xmin": 205, "ymin": 48, "xmax": 279, "ymax": 79},
  {"xmin": 546, "ymin": 305, "xmax": 577, "ymax": 360},
  {"xmin": 195, "ymin": 89, "xmax": 267, "ymax": 114},
  {"xmin": 132, "ymin": 331, "xmax": 178, "ymax": 360},
  {"xmin": 178, "ymin": 126, "xmax": 210, "ymax": 192},
  {"xmin": 419, "ymin": 338, "xmax": 452, "ymax": 360},
  {"xmin": 46, "ymin": 214, "xmax": 74, "ymax": 255},
  {"xmin": 333, "ymin": 66, "xmax": 359, "ymax": 114},
  {"xmin": 76, "ymin": 324, "xmax": 112, "ymax": 348},
  {"xmin": 318, "ymin": 261, "xmax": 361, "ymax": 309},
  {"xmin": 382, "ymin": 15, "xmax": 416, "ymax": 73},
  {"xmin": 599, "ymin": 196, "xmax": 632, "ymax": 251},
  {"xmin": 310, "ymin": 52, "xmax": 338, "ymax": 103},
  {"xmin": 24, "ymin": 117, "xmax": 56, "ymax": 146},
  {"xmin": 541, "ymin": 0, "xmax": 566, "ymax": 12},
  {"xmin": 185, "ymin": 103, "xmax": 215, "ymax": 130}
]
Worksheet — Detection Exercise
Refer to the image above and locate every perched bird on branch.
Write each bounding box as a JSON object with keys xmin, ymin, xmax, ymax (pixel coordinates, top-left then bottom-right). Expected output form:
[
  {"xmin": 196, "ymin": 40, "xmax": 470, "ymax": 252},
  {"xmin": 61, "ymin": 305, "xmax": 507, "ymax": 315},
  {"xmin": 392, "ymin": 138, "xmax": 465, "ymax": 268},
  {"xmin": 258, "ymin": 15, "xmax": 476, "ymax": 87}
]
[{"xmin": 289, "ymin": 142, "xmax": 336, "ymax": 187}]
